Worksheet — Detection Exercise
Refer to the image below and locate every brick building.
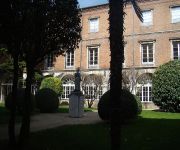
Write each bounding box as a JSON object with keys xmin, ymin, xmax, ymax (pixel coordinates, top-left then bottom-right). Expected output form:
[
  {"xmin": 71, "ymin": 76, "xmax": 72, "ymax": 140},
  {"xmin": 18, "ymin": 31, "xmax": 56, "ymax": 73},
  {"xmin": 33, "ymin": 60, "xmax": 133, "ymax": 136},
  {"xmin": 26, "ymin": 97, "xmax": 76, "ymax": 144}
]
[{"xmin": 43, "ymin": 0, "xmax": 180, "ymax": 109}]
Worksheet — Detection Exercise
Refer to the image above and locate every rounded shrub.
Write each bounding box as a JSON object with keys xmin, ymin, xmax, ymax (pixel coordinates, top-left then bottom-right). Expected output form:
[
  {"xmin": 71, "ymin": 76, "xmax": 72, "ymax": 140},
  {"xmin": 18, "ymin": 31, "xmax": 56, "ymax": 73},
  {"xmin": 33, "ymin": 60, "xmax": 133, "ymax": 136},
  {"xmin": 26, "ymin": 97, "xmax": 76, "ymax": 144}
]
[
  {"xmin": 40, "ymin": 77, "xmax": 63, "ymax": 96},
  {"xmin": 35, "ymin": 88, "xmax": 59, "ymax": 113},
  {"xmin": 152, "ymin": 60, "xmax": 180, "ymax": 112},
  {"xmin": 5, "ymin": 88, "xmax": 35, "ymax": 114},
  {"xmin": 98, "ymin": 91, "xmax": 110, "ymax": 121},
  {"xmin": 98, "ymin": 89, "xmax": 139, "ymax": 121},
  {"xmin": 134, "ymin": 95, "xmax": 142, "ymax": 114}
]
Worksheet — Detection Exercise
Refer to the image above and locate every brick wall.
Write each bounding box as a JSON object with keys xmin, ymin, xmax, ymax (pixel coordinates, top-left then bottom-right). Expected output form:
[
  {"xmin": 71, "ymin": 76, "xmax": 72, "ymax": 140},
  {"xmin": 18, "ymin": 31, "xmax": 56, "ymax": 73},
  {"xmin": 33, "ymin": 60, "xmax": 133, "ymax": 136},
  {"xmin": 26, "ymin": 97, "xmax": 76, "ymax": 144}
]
[
  {"xmin": 53, "ymin": 0, "xmax": 180, "ymax": 72},
  {"xmin": 46, "ymin": 0, "xmax": 180, "ymax": 109}
]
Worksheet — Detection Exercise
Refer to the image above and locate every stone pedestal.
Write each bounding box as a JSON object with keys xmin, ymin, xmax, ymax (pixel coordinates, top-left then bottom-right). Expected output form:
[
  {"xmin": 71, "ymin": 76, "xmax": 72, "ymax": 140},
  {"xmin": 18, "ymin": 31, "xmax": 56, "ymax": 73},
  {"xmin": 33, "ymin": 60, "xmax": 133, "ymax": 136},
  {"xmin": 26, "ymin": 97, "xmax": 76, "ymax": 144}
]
[{"xmin": 69, "ymin": 91, "xmax": 84, "ymax": 118}]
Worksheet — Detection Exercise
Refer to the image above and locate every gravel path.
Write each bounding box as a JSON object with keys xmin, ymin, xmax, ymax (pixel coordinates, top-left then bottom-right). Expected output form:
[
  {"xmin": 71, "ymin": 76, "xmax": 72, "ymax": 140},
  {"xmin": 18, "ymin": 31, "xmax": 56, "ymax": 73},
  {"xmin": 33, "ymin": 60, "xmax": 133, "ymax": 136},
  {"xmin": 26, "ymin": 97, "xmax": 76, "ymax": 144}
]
[{"xmin": 0, "ymin": 112, "xmax": 102, "ymax": 140}]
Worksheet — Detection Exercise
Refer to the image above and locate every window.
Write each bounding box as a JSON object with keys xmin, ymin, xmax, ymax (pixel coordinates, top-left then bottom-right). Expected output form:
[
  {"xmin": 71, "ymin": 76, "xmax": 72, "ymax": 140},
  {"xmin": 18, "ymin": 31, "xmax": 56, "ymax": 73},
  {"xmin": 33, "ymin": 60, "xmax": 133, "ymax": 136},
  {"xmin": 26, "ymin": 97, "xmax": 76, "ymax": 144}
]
[
  {"xmin": 89, "ymin": 18, "xmax": 99, "ymax": 32},
  {"xmin": 171, "ymin": 6, "xmax": 180, "ymax": 23},
  {"xmin": 142, "ymin": 10, "xmax": 153, "ymax": 26},
  {"xmin": 141, "ymin": 42, "xmax": 154, "ymax": 64},
  {"xmin": 137, "ymin": 83, "xmax": 152, "ymax": 102},
  {"xmin": 61, "ymin": 83, "xmax": 75, "ymax": 99},
  {"xmin": 44, "ymin": 53, "xmax": 54, "ymax": 70},
  {"xmin": 83, "ymin": 84, "xmax": 103, "ymax": 100},
  {"xmin": 61, "ymin": 76, "xmax": 75, "ymax": 100},
  {"xmin": 65, "ymin": 51, "xmax": 74, "ymax": 69},
  {"xmin": 172, "ymin": 40, "xmax": 180, "ymax": 60},
  {"xmin": 88, "ymin": 47, "xmax": 99, "ymax": 68}
]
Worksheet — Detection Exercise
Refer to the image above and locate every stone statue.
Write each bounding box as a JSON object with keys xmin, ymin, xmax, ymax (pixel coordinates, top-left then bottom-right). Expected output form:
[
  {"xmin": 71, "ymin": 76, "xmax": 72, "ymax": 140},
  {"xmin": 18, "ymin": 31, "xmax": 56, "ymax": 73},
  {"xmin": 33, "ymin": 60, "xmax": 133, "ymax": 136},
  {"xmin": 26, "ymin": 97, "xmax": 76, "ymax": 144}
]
[
  {"xmin": 75, "ymin": 67, "xmax": 81, "ymax": 91},
  {"xmin": 69, "ymin": 67, "xmax": 84, "ymax": 118}
]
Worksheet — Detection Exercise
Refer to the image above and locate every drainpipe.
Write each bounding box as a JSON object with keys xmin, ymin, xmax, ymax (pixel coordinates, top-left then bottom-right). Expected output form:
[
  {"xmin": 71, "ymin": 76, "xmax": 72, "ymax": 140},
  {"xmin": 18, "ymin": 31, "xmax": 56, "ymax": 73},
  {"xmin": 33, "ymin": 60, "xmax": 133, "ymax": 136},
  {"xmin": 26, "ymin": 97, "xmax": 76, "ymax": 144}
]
[
  {"xmin": 79, "ymin": 9, "xmax": 83, "ymax": 71},
  {"xmin": 131, "ymin": 5, "xmax": 136, "ymax": 95}
]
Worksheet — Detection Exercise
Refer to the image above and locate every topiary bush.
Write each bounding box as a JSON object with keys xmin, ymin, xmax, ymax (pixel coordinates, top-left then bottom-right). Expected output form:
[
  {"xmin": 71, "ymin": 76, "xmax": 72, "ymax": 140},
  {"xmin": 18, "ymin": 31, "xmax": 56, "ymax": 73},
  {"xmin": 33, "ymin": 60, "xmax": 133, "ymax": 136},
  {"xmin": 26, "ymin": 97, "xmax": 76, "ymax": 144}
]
[
  {"xmin": 152, "ymin": 60, "xmax": 180, "ymax": 112},
  {"xmin": 35, "ymin": 88, "xmax": 59, "ymax": 113},
  {"xmin": 134, "ymin": 95, "xmax": 142, "ymax": 114},
  {"xmin": 98, "ymin": 89, "xmax": 139, "ymax": 121},
  {"xmin": 40, "ymin": 77, "xmax": 63, "ymax": 96},
  {"xmin": 5, "ymin": 88, "xmax": 35, "ymax": 114}
]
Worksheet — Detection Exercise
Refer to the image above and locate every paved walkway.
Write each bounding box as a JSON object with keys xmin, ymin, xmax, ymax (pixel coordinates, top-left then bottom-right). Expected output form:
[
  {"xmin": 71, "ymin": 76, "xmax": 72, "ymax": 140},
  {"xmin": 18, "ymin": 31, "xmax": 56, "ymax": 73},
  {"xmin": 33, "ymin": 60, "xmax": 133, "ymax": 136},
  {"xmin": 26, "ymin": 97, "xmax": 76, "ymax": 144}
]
[{"xmin": 0, "ymin": 112, "xmax": 102, "ymax": 140}]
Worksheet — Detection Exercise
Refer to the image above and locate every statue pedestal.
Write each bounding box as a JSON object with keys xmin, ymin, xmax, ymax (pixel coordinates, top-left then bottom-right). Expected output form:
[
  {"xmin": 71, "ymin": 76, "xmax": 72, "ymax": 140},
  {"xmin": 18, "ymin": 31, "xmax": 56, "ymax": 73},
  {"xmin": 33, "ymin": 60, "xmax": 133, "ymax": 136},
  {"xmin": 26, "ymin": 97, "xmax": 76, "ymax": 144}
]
[{"xmin": 69, "ymin": 91, "xmax": 84, "ymax": 118}]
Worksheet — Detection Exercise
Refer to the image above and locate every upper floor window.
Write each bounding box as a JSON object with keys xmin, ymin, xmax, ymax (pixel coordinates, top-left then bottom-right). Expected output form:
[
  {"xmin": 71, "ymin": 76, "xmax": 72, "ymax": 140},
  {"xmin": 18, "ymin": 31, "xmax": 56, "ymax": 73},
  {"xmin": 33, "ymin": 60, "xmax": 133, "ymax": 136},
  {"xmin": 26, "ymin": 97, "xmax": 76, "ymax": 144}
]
[
  {"xmin": 89, "ymin": 18, "xmax": 99, "ymax": 32},
  {"xmin": 141, "ymin": 42, "xmax": 154, "ymax": 64},
  {"xmin": 171, "ymin": 6, "xmax": 180, "ymax": 23},
  {"xmin": 142, "ymin": 10, "xmax": 153, "ymax": 26},
  {"xmin": 44, "ymin": 53, "xmax": 54, "ymax": 70},
  {"xmin": 88, "ymin": 46, "xmax": 99, "ymax": 69},
  {"xmin": 172, "ymin": 40, "xmax": 180, "ymax": 60},
  {"xmin": 65, "ymin": 51, "xmax": 74, "ymax": 69}
]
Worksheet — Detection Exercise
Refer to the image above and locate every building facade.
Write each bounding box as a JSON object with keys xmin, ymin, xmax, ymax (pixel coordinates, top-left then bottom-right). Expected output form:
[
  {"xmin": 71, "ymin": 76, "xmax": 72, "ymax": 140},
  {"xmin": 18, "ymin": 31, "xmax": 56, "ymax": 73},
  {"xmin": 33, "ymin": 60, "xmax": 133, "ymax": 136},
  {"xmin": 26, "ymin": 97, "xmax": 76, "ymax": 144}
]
[{"xmin": 43, "ymin": 0, "xmax": 180, "ymax": 109}]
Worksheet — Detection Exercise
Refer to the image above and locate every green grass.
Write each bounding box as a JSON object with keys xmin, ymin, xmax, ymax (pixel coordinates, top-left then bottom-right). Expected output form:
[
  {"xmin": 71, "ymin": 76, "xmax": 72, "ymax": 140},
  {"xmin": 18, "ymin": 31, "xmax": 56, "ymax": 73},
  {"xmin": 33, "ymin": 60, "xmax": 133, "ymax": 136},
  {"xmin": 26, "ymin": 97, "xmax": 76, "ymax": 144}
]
[
  {"xmin": 1, "ymin": 110, "xmax": 180, "ymax": 150},
  {"xmin": 0, "ymin": 102, "xmax": 23, "ymax": 125},
  {"xmin": 121, "ymin": 111, "xmax": 180, "ymax": 150},
  {"xmin": 141, "ymin": 110, "xmax": 180, "ymax": 119},
  {"xmin": 28, "ymin": 123, "xmax": 110, "ymax": 150},
  {"xmin": 58, "ymin": 105, "xmax": 97, "ymax": 113},
  {"xmin": 0, "ymin": 103, "xmax": 10, "ymax": 124}
]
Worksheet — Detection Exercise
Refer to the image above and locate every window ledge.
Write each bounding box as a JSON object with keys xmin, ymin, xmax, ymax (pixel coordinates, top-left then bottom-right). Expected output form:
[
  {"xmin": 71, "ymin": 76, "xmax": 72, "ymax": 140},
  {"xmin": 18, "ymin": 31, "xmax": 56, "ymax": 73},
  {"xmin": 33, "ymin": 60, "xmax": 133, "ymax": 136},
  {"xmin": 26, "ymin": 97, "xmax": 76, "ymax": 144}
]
[
  {"xmin": 65, "ymin": 67, "xmax": 75, "ymax": 70},
  {"xmin": 88, "ymin": 66, "xmax": 99, "ymax": 69}
]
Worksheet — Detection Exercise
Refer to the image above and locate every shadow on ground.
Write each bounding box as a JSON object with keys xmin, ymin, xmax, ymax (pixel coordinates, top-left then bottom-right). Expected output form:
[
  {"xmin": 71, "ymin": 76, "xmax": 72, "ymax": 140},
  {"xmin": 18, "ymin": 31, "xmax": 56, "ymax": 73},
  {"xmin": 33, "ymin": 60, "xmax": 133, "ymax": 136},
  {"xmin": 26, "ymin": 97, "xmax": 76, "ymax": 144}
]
[{"xmin": 1, "ymin": 116, "xmax": 180, "ymax": 150}]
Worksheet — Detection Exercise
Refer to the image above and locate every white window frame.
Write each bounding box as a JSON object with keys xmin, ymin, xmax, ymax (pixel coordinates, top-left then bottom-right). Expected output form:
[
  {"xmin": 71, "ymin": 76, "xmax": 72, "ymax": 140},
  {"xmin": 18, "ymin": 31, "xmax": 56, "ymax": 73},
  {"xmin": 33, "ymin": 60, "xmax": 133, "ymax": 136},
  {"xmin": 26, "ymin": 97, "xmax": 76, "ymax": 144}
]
[
  {"xmin": 141, "ymin": 42, "xmax": 154, "ymax": 64},
  {"xmin": 44, "ymin": 53, "xmax": 54, "ymax": 70},
  {"xmin": 89, "ymin": 18, "xmax": 99, "ymax": 33},
  {"xmin": 65, "ymin": 51, "xmax": 75, "ymax": 69},
  {"xmin": 142, "ymin": 10, "xmax": 153, "ymax": 26},
  {"xmin": 137, "ymin": 83, "xmax": 152, "ymax": 102},
  {"xmin": 171, "ymin": 40, "xmax": 180, "ymax": 60},
  {"xmin": 83, "ymin": 84, "xmax": 103, "ymax": 100},
  {"xmin": 61, "ymin": 83, "xmax": 75, "ymax": 100},
  {"xmin": 87, "ymin": 46, "xmax": 99, "ymax": 69},
  {"xmin": 171, "ymin": 6, "xmax": 180, "ymax": 23}
]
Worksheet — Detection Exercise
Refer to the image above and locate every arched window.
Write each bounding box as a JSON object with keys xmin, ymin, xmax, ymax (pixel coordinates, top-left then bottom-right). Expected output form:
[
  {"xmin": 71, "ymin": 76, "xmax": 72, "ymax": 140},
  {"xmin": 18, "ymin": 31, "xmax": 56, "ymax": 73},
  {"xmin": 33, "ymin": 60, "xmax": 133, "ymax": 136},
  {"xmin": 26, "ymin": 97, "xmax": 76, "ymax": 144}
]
[
  {"xmin": 136, "ymin": 73, "xmax": 153, "ymax": 102},
  {"xmin": 61, "ymin": 75, "xmax": 75, "ymax": 100},
  {"xmin": 82, "ymin": 74, "xmax": 103, "ymax": 100}
]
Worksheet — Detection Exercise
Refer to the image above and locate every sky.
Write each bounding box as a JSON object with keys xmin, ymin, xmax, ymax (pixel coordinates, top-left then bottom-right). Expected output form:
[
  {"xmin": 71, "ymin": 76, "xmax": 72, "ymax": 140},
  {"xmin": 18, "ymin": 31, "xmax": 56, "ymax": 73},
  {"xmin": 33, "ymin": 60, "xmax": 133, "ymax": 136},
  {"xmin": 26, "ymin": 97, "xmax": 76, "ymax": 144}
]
[{"xmin": 78, "ymin": 0, "xmax": 108, "ymax": 8}]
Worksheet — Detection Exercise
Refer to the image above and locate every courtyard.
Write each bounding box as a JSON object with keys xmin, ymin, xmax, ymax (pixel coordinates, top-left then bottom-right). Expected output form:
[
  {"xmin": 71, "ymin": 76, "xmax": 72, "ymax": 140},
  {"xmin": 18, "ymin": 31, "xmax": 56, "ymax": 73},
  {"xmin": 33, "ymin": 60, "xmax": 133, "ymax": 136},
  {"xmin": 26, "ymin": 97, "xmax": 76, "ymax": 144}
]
[{"xmin": 0, "ymin": 103, "xmax": 180, "ymax": 150}]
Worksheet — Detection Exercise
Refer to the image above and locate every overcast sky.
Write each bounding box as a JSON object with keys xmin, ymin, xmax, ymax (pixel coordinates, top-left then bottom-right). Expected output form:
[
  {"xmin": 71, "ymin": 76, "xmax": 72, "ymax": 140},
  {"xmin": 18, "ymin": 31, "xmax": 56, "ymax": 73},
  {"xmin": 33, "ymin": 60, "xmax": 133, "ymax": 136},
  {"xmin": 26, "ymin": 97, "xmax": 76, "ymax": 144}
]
[{"xmin": 78, "ymin": 0, "xmax": 108, "ymax": 8}]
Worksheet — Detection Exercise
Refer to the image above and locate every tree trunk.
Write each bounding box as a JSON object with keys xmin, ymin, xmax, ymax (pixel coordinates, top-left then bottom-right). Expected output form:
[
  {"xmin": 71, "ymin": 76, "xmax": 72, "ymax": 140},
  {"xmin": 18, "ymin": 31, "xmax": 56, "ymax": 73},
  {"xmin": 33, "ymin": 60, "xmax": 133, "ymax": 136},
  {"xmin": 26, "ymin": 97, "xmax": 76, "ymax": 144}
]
[
  {"xmin": 18, "ymin": 62, "xmax": 33, "ymax": 150},
  {"xmin": 8, "ymin": 55, "xmax": 19, "ymax": 149},
  {"xmin": 109, "ymin": 0, "xmax": 125, "ymax": 150}
]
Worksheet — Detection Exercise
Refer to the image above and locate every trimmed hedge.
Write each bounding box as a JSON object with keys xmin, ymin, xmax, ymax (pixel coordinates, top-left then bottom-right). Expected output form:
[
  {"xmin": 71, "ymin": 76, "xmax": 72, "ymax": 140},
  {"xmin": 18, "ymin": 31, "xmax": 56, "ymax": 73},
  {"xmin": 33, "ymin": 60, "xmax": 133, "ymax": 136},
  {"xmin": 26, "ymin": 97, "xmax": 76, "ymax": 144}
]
[
  {"xmin": 40, "ymin": 77, "xmax": 63, "ymax": 96},
  {"xmin": 5, "ymin": 88, "xmax": 35, "ymax": 114},
  {"xmin": 98, "ymin": 89, "xmax": 141, "ymax": 121},
  {"xmin": 152, "ymin": 60, "xmax": 180, "ymax": 112},
  {"xmin": 35, "ymin": 88, "xmax": 59, "ymax": 113},
  {"xmin": 134, "ymin": 95, "xmax": 142, "ymax": 114}
]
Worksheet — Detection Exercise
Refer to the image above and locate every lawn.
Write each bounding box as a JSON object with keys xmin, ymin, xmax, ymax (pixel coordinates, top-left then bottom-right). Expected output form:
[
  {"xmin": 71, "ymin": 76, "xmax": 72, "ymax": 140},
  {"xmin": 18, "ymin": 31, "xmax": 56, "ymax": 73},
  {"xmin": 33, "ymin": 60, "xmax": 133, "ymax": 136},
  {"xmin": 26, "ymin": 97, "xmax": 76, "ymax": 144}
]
[
  {"xmin": 1, "ymin": 110, "xmax": 180, "ymax": 150},
  {"xmin": 0, "ymin": 102, "xmax": 11, "ymax": 124},
  {"xmin": 58, "ymin": 105, "xmax": 97, "ymax": 113}
]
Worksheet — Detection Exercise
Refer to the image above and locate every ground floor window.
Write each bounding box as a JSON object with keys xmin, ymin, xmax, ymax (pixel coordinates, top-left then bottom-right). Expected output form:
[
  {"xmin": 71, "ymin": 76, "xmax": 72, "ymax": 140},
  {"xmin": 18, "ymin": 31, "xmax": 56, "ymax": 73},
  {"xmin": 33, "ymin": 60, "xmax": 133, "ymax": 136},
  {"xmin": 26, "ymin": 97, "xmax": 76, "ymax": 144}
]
[
  {"xmin": 61, "ymin": 83, "xmax": 75, "ymax": 99},
  {"xmin": 0, "ymin": 83, "xmax": 13, "ymax": 101},
  {"xmin": 137, "ymin": 83, "xmax": 152, "ymax": 102},
  {"xmin": 83, "ymin": 84, "xmax": 103, "ymax": 100}
]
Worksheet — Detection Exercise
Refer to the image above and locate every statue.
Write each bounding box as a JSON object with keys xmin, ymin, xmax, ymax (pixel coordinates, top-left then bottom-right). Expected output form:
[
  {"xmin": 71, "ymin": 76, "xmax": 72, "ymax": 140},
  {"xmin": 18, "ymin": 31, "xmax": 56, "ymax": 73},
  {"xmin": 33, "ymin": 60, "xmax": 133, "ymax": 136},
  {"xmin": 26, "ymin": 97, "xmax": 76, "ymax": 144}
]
[
  {"xmin": 74, "ymin": 67, "xmax": 81, "ymax": 91},
  {"xmin": 69, "ymin": 67, "xmax": 84, "ymax": 117}
]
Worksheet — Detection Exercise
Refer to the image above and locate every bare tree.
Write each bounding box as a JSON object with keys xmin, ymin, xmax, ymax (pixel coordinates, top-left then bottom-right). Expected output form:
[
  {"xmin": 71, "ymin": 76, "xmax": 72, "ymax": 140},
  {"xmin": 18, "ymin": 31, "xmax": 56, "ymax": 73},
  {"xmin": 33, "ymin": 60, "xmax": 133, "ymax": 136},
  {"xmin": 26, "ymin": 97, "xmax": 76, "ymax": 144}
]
[
  {"xmin": 81, "ymin": 74, "xmax": 103, "ymax": 108},
  {"xmin": 122, "ymin": 68, "xmax": 140, "ymax": 94}
]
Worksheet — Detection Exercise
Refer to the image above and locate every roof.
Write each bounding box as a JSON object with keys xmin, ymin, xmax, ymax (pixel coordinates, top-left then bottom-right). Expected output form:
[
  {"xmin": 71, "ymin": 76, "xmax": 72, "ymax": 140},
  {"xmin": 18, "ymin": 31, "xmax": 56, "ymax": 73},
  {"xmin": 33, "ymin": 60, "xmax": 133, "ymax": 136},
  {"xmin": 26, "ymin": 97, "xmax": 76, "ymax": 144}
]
[
  {"xmin": 78, "ymin": 0, "xmax": 160, "ymax": 9},
  {"xmin": 78, "ymin": 0, "xmax": 108, "ymax": 8}
]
